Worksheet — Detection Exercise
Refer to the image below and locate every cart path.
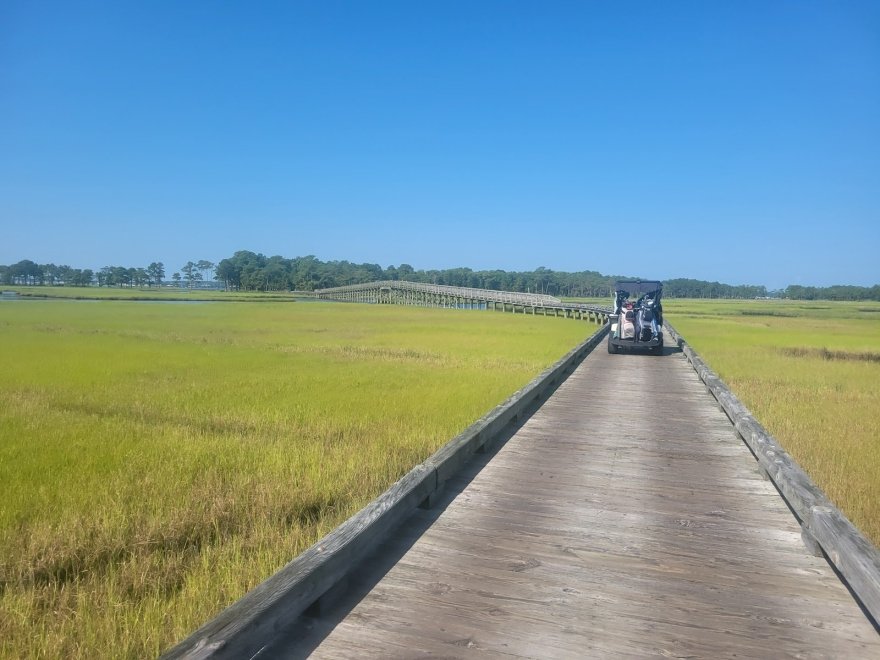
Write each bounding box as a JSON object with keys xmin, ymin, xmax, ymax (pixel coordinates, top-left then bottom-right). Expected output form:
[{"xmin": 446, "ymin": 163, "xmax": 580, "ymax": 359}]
[{"xmin": 273, "ymin": 333, "xmax": 880, "ymax": 658}]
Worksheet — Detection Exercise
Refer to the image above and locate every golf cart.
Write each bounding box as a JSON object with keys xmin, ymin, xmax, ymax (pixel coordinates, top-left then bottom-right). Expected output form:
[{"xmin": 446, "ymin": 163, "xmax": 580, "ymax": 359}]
[{"xmin": 607, "ymin": 280, "xmax": 663, "ymax": 354}]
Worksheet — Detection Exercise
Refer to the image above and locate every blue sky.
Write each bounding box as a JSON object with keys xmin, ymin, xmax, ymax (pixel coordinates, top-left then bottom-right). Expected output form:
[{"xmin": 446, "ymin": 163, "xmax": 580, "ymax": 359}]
[{"xmin": 2, "ymin": 1, "xmax": 878, "ymax": 289}]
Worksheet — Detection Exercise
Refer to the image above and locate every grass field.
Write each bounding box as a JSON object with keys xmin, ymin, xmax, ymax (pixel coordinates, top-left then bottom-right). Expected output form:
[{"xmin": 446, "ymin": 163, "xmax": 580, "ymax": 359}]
[
  {"xmin": 3, "ymin": 284, "xmax": 299, "ymax": 301},
  {"xmin": 0, "ymin": 300, "xmax": 593, "ymax": 658},
  {"xmin": 666, "ymin": 299, "xmax": 880, "ymax": 546},
  {"xmin": 560, "ymin": 296, "xmax": 611, "ymax": 307}
]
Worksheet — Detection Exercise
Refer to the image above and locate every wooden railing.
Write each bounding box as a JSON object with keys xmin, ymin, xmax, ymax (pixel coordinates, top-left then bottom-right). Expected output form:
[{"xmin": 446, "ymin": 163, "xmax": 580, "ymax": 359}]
[
  {"xmin": 161, "ymin": 325, "xmax": 610, "ymax": 659},
  {"xmin": 665, "ymin": 322, "xmax": 880, "ymax": 627},
  {"xmin": 315, "ymin": 280, "xmax": 611, "ymax": 322},
  {"xmin": 316, "ymin": 280, "xmax": 562, "ymax": 306}
]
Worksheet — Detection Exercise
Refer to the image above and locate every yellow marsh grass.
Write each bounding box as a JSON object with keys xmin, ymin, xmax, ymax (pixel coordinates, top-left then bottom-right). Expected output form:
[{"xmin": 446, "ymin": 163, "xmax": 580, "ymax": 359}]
[
  {"xmin": 0, "ymin": 300, "xmax": 592, "ymax": 658},
  {"xmin": 6, "ymin": 284, "xmax": 298, "ymax": 301},
  {"xmin": 667, "ymin": 300, "xmax": 880, "ymax": 546}
]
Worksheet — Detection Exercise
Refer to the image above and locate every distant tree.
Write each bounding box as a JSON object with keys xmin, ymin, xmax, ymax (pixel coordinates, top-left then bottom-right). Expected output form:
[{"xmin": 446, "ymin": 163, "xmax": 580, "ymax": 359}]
[
  {"xmin": 218, "ymin": 251, "xmax": 269, "ymax": 291},
  {"xmin": 261, "ymin": 255, "xmax": 290, "ymax": 291},
  {"xmin": 291, "ymin": 254, "xmax": 318, "ymax": 290},
  {"xmin": 241, "ymin": 263, "xmax": 266, "ymax": 290},
  {"xmin": 75, "ymin": 269, "xmax": 94, "ymax": 286},
  {"xmin": 102, "ymin": 266, "xmax": 117, "ymax": 287},
  {"xmin": 215, "ymin": 258, "xmax": 240, "ymax": 291},
  {"xmin": 181, "ymin": 261, "xmax": 196, "ymax": 289},
  {"xmin": 57, "ymin": 265, "xmax": 73, "ymax": 285},
  {"xmin": 117, "ymin": 267, "xmax": 133, "ymax": 287},
  {"xmin": 483, "ymin": 271, "xmax": 503, "ymax": 290},
  {"xmin": 10, "ymin": 260, "xmax": 42, "ymax": 285},
  {"xmin": 784, "ymin": 285, "xmax": 817, "ymax": 300},
  {"xmin": 147, "ymin": 262, "xmax": 165, "ymax": 287},
  {"xmin": 41, "ymin": 263, "xmax": 60, "ymax": 286},
  {"xmin": 196, "ymin": 260, "xmax": 214, "ymax": 284}
]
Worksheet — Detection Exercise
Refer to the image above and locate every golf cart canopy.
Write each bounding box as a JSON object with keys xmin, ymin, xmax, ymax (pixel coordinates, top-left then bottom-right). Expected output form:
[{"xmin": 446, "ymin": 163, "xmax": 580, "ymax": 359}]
[
  {"xmin": 614, "ymin": 280, "xmax": 662, "ymax": 298},
  {"xmin": 611, "ymin": 280, "xmax": 663, "ymax": 320},
  {"xmin": 608, "ymin": 279, "xmax": 665, "ymax": 354}
]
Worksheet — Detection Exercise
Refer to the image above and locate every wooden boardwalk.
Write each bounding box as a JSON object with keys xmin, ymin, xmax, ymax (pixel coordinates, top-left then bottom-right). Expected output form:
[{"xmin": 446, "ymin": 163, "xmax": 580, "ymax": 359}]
[
  {"xmin": 313, "ymin": 280, "xmax": 610, "ymax": 323},
  {"xmin": 271, "ymin": 334, "xmax": 879, "ymax": 658}
]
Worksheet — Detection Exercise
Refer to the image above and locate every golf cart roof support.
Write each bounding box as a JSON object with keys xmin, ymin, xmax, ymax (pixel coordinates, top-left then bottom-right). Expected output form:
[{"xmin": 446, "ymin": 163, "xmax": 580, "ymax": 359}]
[{"xmin": 614, "ymin": 280, "xmax": 662, "ymax": 296}]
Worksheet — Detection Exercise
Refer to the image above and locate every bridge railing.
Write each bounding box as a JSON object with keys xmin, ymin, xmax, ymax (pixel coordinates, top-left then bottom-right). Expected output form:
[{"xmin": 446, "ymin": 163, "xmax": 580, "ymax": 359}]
[
  {"xmin": 315, "ymin": 280, "xmax": 563, "ymax": 307},
  {"xmin": 314, "ymin": 280, "xmax": 612, "ymax": 320}
]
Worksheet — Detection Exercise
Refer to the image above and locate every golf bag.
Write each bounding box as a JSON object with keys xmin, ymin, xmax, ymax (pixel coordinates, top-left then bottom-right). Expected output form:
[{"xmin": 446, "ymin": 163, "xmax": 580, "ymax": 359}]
[
  {"xmin": 637, "ymin": 307, "xmax": 652, "ymax": 341},
  {"xmin": 636, "ymin": 301, "xmax": 659, "ymax": 341}
]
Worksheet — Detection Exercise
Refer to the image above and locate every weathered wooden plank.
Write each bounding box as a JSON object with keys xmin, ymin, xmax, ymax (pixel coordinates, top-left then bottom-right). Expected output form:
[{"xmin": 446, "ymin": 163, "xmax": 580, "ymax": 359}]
[
  {"xmin": 281, "ymin": 329, "xmax": 879, "ymax": 658},
  {"xmin": 811, "ymin": 505, "xmax": 880, "ymax": 622}
]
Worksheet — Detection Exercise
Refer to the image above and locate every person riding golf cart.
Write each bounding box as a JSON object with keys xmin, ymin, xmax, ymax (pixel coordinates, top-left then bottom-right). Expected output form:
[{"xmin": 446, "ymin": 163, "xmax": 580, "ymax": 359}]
[{"xmin": 608, "ymin": 280, "xmax": 663, "ymax": 354}]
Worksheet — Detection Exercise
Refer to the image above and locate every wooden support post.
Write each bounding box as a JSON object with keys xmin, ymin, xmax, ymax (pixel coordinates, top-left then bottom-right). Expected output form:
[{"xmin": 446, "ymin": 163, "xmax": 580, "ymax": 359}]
[
  {"xmin": 801, "ymin": 527, "xmax": 824, "ymax": 558},
  {"xmin": 419, "ymin": 481, "xmax": 446, "ymax": 509},
  {"xmin": 304, "ymin": 576, "xmax": 350, "ymax": 618}
]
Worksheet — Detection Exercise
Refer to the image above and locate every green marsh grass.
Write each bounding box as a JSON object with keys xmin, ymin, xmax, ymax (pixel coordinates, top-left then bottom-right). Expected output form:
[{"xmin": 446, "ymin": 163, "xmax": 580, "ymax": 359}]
[
  {"xmin": 0, "ymin": 300, "xmax": 591, "ymax": 658},
  {"xmin": 560, "ymin": 296, "xmax": 610, "ymax": 306},
  {"xmin": 666, "ymin": 299, "xmax": 880, "ymax": 546},
  {"xmin": 4, "ymin": 284, "xmax": 298, "ymax": 301}
]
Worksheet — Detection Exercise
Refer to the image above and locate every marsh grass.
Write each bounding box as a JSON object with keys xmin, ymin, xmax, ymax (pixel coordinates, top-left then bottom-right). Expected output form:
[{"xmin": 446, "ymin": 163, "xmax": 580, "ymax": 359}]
[
  {"xmin": 560, "ymin": 296, "xmax": 610, "ymax": 306},
  {"xmin": 778, "ymin": 346, "xmax": 880, "ymax": 363},
  {"xmin": 3, "ymin": 285, "xmax": 299, "ymax": 301},
  {"xmin": 666, "ymin": 299, "xmax": 880, "ymax": 546},
  {"xmin": 0, "ymin": 301, "xmax": 591, "ymax": 658}
]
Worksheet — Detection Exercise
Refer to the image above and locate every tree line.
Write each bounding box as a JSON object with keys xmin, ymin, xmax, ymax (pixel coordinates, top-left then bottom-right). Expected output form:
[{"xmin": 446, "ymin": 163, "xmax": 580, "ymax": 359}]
[
  {"xmin": 783, "ymin": 284, "xmax": 880, "ymax": 301},
  {"xmin": 1, "ymin": 260, "xmax": 96, "ymax": 287},
  {"xmin": 214, "ymin": 251, "xmax": 624, "ymax": 295},
  {"xmin": 0, "ymin": 260, "xmax": 216, "ymax": 289},
  {"xmin": 2, "ymin": 254, "xmax": 878, "ymax": 301},
  {"xmin": 213, "ymin": 251, "xmax": 880, "ymax": 300}
]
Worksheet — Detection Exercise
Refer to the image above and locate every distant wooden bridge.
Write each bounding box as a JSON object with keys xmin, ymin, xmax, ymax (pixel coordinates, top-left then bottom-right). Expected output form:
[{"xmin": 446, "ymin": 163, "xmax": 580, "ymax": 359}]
[
  {"xmin": 166, "ymin": 303, "xmax": 880, "ymax": 659},
  {"xmin": 315, "ymin": 280, "xmax": 610, "ymax": 323}
]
